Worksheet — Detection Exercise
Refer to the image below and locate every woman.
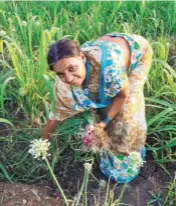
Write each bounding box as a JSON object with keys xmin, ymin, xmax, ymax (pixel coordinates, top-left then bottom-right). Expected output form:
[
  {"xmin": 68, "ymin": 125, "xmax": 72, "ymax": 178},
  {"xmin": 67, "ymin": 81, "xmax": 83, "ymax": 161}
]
[{"xmin": 42, "ymin": 33, "xmax": 153, "ymax": 183}]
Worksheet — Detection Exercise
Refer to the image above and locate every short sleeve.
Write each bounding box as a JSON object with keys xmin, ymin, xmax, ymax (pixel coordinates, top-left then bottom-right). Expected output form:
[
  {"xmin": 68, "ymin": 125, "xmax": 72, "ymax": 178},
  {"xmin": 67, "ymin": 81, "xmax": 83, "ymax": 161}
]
[{"xmin": 49, "ymin": 76, "xmax": 82, "ymax": 121}]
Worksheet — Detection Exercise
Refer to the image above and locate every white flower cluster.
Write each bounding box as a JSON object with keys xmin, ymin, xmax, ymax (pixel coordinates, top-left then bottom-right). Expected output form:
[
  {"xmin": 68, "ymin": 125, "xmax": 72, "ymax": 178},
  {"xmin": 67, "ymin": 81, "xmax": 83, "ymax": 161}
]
[
  {"xmin": 28, "ymin": 139, "xmax": 51, "ymax": 160},
  {"xmin": 99, "ymin": 179, "xmax": 106, "ymax": 188},
  {"xmin": 83, "ymin": 163, "xmax": 92, "ymax": 173},
  {"xmin": 129, "ymin": 151, "xmax": 145, "ymax": 167}
]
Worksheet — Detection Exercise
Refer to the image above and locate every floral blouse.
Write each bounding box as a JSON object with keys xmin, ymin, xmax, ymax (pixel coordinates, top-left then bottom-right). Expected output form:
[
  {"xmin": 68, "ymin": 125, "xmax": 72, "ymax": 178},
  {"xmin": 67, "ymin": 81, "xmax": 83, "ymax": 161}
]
[{"xmin": 71, "ymin": 33, "xmax": 142, "ymax": 112}]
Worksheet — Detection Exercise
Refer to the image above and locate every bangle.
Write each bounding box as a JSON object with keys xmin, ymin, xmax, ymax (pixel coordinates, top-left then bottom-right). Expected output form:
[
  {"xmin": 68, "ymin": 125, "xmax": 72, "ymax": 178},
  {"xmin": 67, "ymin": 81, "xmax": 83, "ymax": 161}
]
[{"xmin": 103, "ymin": 115, "xmax": 111, "ymax": 126}]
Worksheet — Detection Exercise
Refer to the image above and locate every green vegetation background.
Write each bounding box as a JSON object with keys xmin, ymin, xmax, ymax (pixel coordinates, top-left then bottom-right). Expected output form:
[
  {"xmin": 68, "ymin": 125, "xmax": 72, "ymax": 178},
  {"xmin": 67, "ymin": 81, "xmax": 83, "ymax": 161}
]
[{"xmin": 0, "ymin": 1, "xmax": 175, "ymax": 199}]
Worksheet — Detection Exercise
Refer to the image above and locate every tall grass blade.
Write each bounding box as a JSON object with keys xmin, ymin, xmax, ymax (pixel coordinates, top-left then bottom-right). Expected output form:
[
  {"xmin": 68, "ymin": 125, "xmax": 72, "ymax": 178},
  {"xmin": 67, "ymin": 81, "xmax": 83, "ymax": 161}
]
[
  {"xmin": 0, "ymin": 76, "xmax": 16, "ymax": 116},
  {"xmin": 0, "ymin": 118, "xmax": 13, "ymax": 127},
  {"xmin": 0, "ymin": 162, "xmax": 13, "ymax": 183}
]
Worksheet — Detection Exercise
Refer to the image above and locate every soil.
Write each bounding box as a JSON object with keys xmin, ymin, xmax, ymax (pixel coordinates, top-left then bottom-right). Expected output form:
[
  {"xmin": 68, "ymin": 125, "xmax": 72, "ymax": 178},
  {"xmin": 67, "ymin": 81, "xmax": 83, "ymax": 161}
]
[
  {"xmin": 0, "ymin": 104, "xmax": 175, "ymax": 206},
  {"xmin": 0, "ymin": 152, "xmax": 175, "ymax": 206},
  {"xmin": 52, "ymin": 152, "xmax": 175, "ymax": 206},
  {"xmin": 0, "ymin": 182, "xmax": 62, "ymax": 206}
]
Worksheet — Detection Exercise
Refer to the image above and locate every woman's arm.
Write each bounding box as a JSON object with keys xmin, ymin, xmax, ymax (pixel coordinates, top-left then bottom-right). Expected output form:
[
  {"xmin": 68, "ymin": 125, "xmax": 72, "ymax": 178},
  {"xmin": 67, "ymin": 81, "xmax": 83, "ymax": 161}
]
[
  {"xmin": 95, "ymin": 84, "xmax": 129, "ymax": 128},
  {"xmin": 41, "ymin": 119, "xmax": 58, "ymax": 139},
  {"xmin": 107, "ymin": 86, "xmax": 129, "ymax": 120}
]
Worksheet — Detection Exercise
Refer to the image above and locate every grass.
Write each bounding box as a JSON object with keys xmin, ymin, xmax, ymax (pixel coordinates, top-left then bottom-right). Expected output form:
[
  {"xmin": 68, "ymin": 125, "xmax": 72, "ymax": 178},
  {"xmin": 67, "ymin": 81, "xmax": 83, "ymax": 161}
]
[
  {"xmin": 164, "ymin": 172, "xmax": 176, "ymax": 206},
  {"xmin": 0, "ymin": 1, "xmax": 176, "ymax": 205}
]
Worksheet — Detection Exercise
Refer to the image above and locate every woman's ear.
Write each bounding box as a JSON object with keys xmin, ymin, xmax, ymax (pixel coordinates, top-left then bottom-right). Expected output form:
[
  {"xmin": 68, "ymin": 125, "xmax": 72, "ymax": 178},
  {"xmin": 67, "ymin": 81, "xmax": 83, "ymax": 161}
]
[
  {"xmin": 80, "ymin": 52, "xmax": 86, "ymax": 63},
  {"xmin": 80, "ymin": 52, "xmax": 85, "ymax": 59}
]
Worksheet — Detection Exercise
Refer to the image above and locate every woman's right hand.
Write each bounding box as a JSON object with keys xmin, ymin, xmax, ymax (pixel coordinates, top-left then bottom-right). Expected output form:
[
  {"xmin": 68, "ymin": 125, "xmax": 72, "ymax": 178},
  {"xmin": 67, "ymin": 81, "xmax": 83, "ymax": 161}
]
[
  {"xmin": 94, "ymin": 121, "xmax": 107, "ymax": 129},
  {"xmin": 41, "ymin": 119, "xmax": 58, "ymax": 139}
]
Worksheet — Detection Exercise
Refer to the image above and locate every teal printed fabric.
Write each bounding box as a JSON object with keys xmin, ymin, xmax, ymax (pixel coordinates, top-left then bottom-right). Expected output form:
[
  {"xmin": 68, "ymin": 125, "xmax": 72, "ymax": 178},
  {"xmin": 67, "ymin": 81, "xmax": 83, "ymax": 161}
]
[
  {"xmin": 99, "ymin": 147, "xmax": 146, "ymax": 183},
  {"xmin": 71, "ymin": 33, "xmax": 141, "ymax": 112}
]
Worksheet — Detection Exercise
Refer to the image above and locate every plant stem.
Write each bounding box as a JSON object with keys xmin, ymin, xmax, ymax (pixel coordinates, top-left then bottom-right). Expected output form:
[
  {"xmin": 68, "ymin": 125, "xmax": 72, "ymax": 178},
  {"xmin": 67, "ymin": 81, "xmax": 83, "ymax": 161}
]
[
  {"xmin": 75, "ymin": 169, "xmax": 87, "ymax": 206},
  {"xmin": 44, "ymin": 157, "xmax": 69, "ymax": 206},
  {"xmin": 84, "ymin": 170, "xmax": 88, "ymax": 206}
]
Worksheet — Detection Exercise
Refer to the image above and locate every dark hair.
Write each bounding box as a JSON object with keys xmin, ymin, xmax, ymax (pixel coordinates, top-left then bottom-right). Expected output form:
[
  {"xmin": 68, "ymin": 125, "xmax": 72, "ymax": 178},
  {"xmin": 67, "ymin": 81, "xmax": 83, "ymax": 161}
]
[{"xmin": 47, "ymin": 38, "xmax": 81, "ymax": 71}]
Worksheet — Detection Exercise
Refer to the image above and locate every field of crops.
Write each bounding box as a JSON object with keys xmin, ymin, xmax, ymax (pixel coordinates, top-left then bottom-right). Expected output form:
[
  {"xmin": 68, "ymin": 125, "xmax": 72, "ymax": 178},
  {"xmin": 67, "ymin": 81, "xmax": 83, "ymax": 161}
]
[{"xmin": 0, "ymin": 1, "xmax": 176, "ymax": 205}]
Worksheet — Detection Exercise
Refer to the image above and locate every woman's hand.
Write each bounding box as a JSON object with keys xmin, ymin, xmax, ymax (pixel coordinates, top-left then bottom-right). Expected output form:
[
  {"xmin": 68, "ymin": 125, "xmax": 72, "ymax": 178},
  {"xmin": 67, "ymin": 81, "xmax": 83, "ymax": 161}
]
[
  {"xmin": 41, "ymin": 119, "xmax": 58, "ymax": 139},
  {"xmin": 94, "ymin": 121, "xmax": 107, "ymax": 129}
]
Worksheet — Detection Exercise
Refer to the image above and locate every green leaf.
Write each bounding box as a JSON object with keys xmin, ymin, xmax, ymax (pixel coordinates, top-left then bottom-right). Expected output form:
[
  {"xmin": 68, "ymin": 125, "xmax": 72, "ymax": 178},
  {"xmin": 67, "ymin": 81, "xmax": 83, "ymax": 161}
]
[
  {"xmin": 147, "ymin": 137, "xmax": 176, "ymax": 151},
  {"xmin": 0, "ymin": 76, "xmax": 16, "ymax": 117},
  {"xmin": 0, "ymin": 118, "xmax": 14, "ymax": 128},
  {"xmin": 147, "ymin": 108, "xmax": 173, "ymax": 127},
  {"xmin": 43, "ymin": 74, "xmax": 56, "ymax": 114},
  {"xmin": 0, "ymin": 162, "xmax": 13, "ymax": 183}
]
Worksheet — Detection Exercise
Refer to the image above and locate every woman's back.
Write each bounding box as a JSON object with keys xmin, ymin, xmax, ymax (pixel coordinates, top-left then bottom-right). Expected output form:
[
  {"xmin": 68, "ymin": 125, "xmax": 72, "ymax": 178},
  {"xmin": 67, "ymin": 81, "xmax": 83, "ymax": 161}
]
[{"xmin": 98, "ymin": 35, "xmax": 131, "ymax": 72}]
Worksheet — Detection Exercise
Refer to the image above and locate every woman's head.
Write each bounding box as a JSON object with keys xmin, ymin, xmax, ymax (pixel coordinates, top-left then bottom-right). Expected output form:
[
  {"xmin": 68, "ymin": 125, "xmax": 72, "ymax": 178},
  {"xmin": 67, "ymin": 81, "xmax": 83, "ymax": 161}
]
[{"xmin": 47, "ymin": 38, "xmax": 86, "ymax": 87}]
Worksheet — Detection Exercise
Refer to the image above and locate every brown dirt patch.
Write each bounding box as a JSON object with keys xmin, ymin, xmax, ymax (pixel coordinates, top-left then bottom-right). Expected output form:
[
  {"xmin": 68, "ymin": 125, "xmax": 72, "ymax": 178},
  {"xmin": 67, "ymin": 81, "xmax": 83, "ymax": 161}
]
[{"xmin": 0, "ymin": 182, "xmax": 62, "ymax": 206}]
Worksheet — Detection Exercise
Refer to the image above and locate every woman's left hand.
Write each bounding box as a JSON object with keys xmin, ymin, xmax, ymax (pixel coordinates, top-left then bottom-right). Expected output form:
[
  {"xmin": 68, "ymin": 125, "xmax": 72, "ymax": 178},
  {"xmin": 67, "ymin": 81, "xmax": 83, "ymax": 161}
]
[{"xmin": 94, "ymin": 121, "xmax": 107, "ymax": 129}]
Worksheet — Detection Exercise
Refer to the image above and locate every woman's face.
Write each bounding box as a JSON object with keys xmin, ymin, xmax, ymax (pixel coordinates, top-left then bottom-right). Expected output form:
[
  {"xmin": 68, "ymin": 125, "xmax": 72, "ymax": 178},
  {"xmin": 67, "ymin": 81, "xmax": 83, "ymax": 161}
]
[{"xmin": 53, "ymin": 52, "xmax": 86, "ymax": 87}]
